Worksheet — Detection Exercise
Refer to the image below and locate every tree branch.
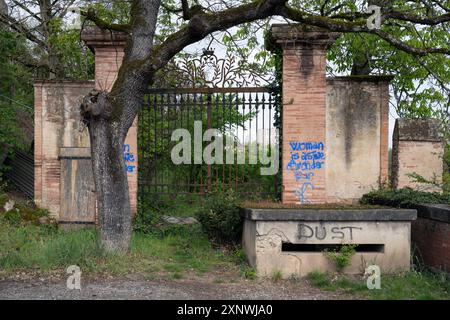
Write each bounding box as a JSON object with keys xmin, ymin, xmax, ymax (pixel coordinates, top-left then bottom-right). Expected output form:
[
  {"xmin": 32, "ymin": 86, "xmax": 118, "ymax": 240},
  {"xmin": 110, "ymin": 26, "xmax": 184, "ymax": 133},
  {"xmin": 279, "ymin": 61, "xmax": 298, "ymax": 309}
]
[
  {"xmin": 148, "ymin": 0, "xmax": 288, "ymax": 73},
  {"xmin": 279, "ymin": 6, "xmax": 450, "ymax": 56},
  {"xmin": 10, "ymin": 0, "xmax": 42, "ymax": 22},
  {"xmin": 181, "ymin": 0, "xmax": 190, "ymax": 19},
  {"xmin": 81, "ymin": 8, "xmax": 131, "ymax": 32},
  {"xmin": 384, "ymin": 10, "xmax": 450, "ymax": 25},
  {"xmin": 181, "ymin": 0, "xmax": 206, "ymax": 20},
  {"xmin": 160, "ymin": 2, "xmax": 182, "ymax": 14},
  {"xmin": 370, "ymin": 29, "xmax": 450, "ymax": 56},
  {"xmin": 0, "ymin": 12, "xmax": 46, "ymax": 47}
]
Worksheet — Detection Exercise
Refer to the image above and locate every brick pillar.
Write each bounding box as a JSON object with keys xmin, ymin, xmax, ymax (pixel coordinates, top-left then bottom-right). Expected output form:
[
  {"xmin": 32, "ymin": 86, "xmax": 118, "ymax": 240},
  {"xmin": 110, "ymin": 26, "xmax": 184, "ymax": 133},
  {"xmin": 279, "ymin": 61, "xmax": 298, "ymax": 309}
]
[
  {"xmin": 82, "ymin": 27, "xmax": 138, "ymax": 215},
  {"xmin": 267, "ymin": 24, "xmax": 339, "ymax": 204},
  {"xmin": 392, "ymin": 118, "xmax": 444, "ymax": 192}
]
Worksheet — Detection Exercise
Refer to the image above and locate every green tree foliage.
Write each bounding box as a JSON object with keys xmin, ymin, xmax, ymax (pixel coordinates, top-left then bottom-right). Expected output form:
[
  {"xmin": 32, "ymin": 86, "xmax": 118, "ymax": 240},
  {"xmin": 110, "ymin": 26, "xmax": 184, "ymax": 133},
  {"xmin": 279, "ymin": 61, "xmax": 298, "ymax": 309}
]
[
  {"xmin": 0, "ymin": 27, "xmax": 33, "ymax": 175},
  {"xmin": 174, "ymin": 1, "xmax": 448, "ymax": 124}
]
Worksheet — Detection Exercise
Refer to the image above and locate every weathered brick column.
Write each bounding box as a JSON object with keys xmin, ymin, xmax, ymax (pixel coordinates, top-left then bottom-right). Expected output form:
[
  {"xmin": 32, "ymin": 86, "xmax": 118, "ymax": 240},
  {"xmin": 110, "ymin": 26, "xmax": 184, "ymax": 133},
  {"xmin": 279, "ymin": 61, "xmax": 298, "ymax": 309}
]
[
  {"xmin": 82, "ymin": 27, "xmax": 138, "ymax": 215},
  {"xmin": 34, "ymin": 80, "xmax": 95, "ymax": 219},
  {"xmin": 392, "ymin": 118, "xmax": 444, "ymax": 192},
  {"xmin": 267, "ymin": 24, "xmax": 339, "ymax": 204}
]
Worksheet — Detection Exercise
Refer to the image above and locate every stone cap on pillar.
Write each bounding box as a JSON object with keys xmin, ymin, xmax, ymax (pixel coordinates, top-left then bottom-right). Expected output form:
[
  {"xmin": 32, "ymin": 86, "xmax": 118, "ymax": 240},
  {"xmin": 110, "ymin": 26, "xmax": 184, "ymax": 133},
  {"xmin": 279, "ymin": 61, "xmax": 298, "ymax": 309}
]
[
  {"xmin": 327, "ymin": 75, "xmax": 395, "ymax": 83},
  {"xmin": 81, "ymin": 26, "xmax": 128, "ymax": 52},
  {"xmin": 394, "ymin": 118, "xmax": 443, "ymax": 142},
  {"xmin": 266, "ymin": 23, "xmax": 340, "ymax": 51}
]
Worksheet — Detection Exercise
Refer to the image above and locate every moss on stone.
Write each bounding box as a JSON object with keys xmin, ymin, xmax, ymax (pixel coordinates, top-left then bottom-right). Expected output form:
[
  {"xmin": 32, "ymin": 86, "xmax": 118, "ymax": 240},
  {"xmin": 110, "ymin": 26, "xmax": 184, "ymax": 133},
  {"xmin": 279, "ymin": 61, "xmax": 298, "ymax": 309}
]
[
  {"xmin": 328, "ymin": 75, "xmax": 395, "ymax": 82},
  {"xmin": 240, "ymin": 200, "xmax": 388, "ymax": 210}
]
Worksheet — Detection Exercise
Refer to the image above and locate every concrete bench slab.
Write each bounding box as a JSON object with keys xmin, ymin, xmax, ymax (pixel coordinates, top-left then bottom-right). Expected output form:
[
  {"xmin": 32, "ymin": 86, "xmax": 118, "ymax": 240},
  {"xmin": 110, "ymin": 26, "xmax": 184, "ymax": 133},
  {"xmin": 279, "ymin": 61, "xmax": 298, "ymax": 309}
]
[{"xmin": 241, "ymin": 207, "xmax": 417, "ymax": 278}]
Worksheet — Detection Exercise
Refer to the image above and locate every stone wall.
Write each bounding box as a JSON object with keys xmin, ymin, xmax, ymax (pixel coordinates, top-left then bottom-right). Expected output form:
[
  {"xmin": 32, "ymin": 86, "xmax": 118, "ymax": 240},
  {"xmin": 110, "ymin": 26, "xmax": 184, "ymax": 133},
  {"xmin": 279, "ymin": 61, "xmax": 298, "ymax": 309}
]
[
  {"xmin": 326, "ymin": 77, "xmax": 390, "ymax": 202},
  {"xmin": 34, "ymin": 81, "xmax": 94, "ymax": 219},
  {"xmin": 34, "ymin": 27, "xmax": 138, "ymax": 221},
  {"xmin": 391, "ymin": 118, "xmax": 444, "ymax": 191}
]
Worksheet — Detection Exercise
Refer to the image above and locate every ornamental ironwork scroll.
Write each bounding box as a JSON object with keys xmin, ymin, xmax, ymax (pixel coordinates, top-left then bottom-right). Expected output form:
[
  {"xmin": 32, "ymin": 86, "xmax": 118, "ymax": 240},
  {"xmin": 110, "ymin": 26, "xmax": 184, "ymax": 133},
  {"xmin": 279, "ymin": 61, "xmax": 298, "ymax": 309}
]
[{"xmin": 155, "ymin": 48, "xmax": 269, "ymax": 88}]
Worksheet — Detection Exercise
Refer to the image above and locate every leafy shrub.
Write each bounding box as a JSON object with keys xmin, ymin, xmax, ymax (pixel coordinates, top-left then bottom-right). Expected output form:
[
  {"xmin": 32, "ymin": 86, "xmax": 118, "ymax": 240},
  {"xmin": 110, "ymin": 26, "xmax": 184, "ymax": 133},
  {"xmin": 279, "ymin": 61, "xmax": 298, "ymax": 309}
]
[
  {"xmin": 195, "ymin": 190, "xmax": 243, "ymax": 245},
  {"xmin": 3, "ymin": 208, "xmax": 21, "ymax": 225},
  {"xmin": 242, "ymin": 267, "xmax": 257, "ymax": 280},
  {"xmin": 307, "ymin": 271, "xmax": 331, "ymax": 288},
  {"xmin": 323, "ymin": 244, "xmax": 357, "ymax": 272},
  {"xmin": 0, "ymin": 197, "xmax": 52, "ymax": 227},
  {"xmin": 360, "ymin": 188, "xmax": 450, "ymax": 208},
  {"xmin": 0, "ymin": 192, "xmax": 8, "ymax": 208}
]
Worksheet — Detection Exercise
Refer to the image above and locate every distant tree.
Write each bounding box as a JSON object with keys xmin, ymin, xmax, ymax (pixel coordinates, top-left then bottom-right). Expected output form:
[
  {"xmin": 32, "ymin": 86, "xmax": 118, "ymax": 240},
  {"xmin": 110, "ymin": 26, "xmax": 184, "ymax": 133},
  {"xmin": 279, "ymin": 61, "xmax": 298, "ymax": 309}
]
[
  {"xmin": 0, "ymin": 0, "xmax": 96, "ymax": 79},
  {"xmin": 0, "ymin": 23, "xmax": 33, "ymax": 174}
]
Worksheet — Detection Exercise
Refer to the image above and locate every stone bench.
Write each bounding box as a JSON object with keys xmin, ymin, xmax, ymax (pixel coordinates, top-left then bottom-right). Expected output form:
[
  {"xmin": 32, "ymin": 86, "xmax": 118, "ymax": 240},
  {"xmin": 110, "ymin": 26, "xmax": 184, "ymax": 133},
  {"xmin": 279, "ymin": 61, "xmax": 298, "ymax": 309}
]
[{"xmin": 242, "ymin": 208, "xmax": 417, "ymax": 278}]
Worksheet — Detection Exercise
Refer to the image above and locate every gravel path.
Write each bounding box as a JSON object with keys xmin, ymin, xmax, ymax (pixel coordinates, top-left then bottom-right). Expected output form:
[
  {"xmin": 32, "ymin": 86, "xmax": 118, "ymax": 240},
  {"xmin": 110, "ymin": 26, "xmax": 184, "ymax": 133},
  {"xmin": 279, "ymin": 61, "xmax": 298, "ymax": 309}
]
[{"xmin": 0, "ymin": 274, "xmax": 359, "ymax": 300}]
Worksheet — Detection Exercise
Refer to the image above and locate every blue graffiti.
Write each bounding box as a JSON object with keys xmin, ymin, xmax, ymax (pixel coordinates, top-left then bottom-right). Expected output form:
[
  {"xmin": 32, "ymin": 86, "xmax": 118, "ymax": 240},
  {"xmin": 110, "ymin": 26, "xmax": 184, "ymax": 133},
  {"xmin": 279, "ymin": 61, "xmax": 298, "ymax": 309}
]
[
  {"xmin": 294, "ymin": 171, "xmax": 314, "ymax": 181},
  {"xmin": 123, "ymin": 144, "xmax": 136, "ymax": 173},
  {"xmin": 123, "ymin": 144, "xmax": 135, "ymax": 163},
  {"xmin": 288, "ymin": 141, "xmax": 325, "ymax": 203},
  {"xmin": 286, "ymin": 158, "xmax": 324, "ymax": 171},
  {"xmin": 301, "ymin": 151, "xmax": 325, "ymax": 161},
  {"xmin": 289, "ymin": 141, "xmax": 324, "ymax": 151},
  {"xmin": 124, "ymin": 153, "xmax": 135, "ymax": 162},
  {"xmin": 294, "ymin": 182, "xmax": 315, "ymax": 204}
]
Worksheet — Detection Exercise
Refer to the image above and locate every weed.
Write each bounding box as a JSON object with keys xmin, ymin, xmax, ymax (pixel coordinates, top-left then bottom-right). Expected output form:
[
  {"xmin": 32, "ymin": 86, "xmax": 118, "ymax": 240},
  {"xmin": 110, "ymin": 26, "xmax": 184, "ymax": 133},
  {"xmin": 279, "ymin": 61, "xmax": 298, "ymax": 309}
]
[
  {"xmin": 308, "ymin": 271, "xmax": 332, "ymax": 288},
  {"xmin": 272, "ymin": 270, "xmax": 283, "ymax": 281},
  {"xmin": 323, "ymin": 244, "xmax": 357, "ymax": 272},
  {"xmin": 232, "ymin": 248, "xmax": 247, "ymax": 265},
  {"xmin": 307, "ymin": 270, "xmax": 450, "ymax": 299},
  {"xmin": 242, "ymin": 266, "xmax": 257, "ymax": 280}
]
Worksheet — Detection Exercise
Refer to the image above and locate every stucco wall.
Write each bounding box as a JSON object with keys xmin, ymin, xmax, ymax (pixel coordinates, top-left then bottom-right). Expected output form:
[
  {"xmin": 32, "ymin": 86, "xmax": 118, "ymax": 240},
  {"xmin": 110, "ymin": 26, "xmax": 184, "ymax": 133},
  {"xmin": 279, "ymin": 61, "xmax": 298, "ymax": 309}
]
[
  {"xmin": 34, "ymin": 28, "xmax": 138, "ymax": 221},
  {"xmin": 244, "ymin": 218, "xmax": 412, "ymax": 278},
  {"xmin": 391, "ymin": 118, "xmax": 444, "ymax": 191},
  {"xmin": 326, "ymin": 77, "xmax": 390, "ymax": 203},
  {"xmin": 34, "ymin": 81, "xmax": 94, "ymax": 218}
]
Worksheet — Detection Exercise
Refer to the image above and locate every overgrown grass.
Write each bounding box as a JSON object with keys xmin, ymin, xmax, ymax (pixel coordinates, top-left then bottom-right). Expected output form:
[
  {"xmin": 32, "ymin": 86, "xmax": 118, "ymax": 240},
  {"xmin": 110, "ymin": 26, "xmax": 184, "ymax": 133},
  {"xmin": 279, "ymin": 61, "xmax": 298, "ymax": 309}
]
[
  {"xmin": 0, "ymin": 223, "xmax": 104, "ymax": 271},
  {"xmin": 0, "ymin": 190, "xmax": 243, "ymax": 279},
  {"xmin": 0, "ymin": 220, "xmax": 239, "ymax": 278},
  {"xmin": 307, "ymin": 271, "xmax": 450, "ymax": 300}
]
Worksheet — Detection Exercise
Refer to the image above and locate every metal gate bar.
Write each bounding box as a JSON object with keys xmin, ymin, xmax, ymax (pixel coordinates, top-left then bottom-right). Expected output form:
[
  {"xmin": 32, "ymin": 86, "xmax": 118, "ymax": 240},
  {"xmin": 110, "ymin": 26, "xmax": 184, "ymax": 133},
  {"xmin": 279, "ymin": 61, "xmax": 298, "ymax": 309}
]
[{"xmin": 138, "ymin": 87, "xmax": 279, "ymax": 205}]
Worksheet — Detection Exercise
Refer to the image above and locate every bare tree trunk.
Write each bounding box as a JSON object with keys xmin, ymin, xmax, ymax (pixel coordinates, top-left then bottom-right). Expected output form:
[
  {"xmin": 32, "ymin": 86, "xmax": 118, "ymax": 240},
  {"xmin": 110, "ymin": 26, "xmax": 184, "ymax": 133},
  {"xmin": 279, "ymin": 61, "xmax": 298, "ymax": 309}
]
[
  {"xmin": 82, "ymin": 90, "xmax": 137, "ymax": 252},
  {"xmin": 89, "ymin": 118, "xmax": 131, "ymax": 251}
]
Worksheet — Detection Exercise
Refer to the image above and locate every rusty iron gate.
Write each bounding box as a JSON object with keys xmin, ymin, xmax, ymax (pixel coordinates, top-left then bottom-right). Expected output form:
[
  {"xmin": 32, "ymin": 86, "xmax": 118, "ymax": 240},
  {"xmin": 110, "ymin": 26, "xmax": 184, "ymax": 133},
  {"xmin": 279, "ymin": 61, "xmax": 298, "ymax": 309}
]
[
  {"xmin": 138, "ymin": 86, "xmax": 280, "ymax": 205},
  {"xmin": 4, "ymin": 149, "xmax": 34, "ymax": 198}
]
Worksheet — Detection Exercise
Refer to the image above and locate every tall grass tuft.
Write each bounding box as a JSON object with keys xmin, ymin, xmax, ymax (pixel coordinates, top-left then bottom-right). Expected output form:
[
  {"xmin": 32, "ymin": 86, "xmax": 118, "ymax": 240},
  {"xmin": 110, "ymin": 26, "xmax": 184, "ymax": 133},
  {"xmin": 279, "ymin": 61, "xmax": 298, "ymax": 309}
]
[{"xmin": 0, "ymin": 224, "xmax": 105, "ymax": 271}]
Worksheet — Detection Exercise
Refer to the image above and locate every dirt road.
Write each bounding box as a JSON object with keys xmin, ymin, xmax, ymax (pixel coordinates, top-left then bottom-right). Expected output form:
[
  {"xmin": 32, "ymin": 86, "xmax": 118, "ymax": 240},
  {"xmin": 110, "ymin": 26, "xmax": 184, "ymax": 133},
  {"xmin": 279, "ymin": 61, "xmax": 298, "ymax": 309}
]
[{"xmin": 0, "ymin": 274, "xmax": 359, "ymax": 300}]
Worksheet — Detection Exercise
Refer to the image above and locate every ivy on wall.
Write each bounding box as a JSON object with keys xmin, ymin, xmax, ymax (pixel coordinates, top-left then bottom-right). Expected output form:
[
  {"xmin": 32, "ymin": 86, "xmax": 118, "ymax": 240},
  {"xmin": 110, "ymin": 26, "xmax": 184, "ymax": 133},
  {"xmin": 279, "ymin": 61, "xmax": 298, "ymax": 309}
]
[{"xmin": 266, "ymin": 45, "xmax": 282, "ymax": 199}]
